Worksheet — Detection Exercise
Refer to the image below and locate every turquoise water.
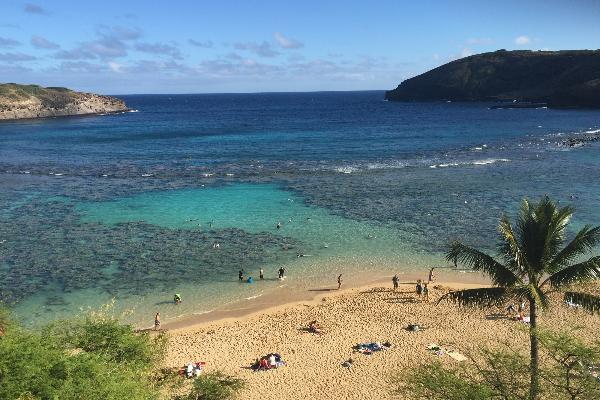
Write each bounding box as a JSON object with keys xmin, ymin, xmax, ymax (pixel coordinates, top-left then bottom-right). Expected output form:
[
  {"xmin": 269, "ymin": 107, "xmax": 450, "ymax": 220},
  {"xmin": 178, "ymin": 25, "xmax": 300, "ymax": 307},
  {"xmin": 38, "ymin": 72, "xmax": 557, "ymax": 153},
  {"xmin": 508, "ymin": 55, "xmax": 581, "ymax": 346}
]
[
  {"xmin": 13, "ymin": 184, "xmax": 426, "ymax": 326},
  {"xmin": 2, "ymin": 91, "xmax": 600, "ymax": 326},
  {"xmin": 77, "ymin": 183, "xmax": 411, "ymax": 258}
]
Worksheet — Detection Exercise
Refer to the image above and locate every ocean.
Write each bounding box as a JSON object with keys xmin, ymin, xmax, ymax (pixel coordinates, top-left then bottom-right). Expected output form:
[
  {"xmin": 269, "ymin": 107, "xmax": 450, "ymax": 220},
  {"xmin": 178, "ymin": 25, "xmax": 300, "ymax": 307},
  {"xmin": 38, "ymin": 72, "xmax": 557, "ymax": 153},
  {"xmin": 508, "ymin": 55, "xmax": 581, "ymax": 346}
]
[{"xmin": 1, "ymin": 90, "xmax": 599, "ymax": 326}]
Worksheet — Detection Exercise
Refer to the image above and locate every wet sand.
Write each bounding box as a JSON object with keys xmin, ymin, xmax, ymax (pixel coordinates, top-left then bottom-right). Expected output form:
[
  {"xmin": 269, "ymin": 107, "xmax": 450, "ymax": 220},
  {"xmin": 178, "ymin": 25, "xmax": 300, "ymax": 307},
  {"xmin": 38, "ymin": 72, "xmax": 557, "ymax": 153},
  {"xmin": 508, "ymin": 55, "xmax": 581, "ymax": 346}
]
[{"xmin": 164, "ymin": 276, "xmax": 599, "ymax": 399}]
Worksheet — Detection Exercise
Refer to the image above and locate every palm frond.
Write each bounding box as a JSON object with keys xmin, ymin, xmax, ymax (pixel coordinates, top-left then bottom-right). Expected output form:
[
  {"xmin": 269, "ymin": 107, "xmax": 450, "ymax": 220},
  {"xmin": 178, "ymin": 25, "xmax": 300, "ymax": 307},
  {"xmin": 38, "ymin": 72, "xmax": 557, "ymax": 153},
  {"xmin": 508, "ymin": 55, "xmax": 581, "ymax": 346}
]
[
  {"xmin": 510, "ymin": 284, "xmax": 550, "ymax": 309},
  {"xmin": 564, "ymin": 291, "xmax": 600, "ymax": 314},
  {"xmin": 497, "ymin": 215, "xmax": 525, "ymax": 274},
  {"xmin": 438, "ymin": 287, "xmax": 507, "ymax": 307},
  {"xmin": 541, "ymin": 203, "xmax": 573, "ymax": 264},
  {"xmin": 447, "ymin": 241, "xmax": 520, "ymax": 287},
  {"xmin": 517, "ymin": 196, "xmax": 574, "ymax": 276},
  {"xmin": 549, "ymin": 226, "xmax": 600, "ymax": 272},
  {"xmin": 543, "ymin": 256, "xmax": 600, "ymax": 289}
]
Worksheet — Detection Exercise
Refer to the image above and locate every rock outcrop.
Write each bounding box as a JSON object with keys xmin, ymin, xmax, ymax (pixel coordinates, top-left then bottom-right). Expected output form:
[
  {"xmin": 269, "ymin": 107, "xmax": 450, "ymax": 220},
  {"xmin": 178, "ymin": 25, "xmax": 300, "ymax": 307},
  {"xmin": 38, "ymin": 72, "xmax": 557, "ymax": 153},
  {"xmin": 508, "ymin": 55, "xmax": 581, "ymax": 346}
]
[
  {"xmin": 0, "ymin": 83, "xmax": 129, "ymax": 120},
  {"xmin": 385, "ymin": 50, "xmax": 600, "ymax": 108}
]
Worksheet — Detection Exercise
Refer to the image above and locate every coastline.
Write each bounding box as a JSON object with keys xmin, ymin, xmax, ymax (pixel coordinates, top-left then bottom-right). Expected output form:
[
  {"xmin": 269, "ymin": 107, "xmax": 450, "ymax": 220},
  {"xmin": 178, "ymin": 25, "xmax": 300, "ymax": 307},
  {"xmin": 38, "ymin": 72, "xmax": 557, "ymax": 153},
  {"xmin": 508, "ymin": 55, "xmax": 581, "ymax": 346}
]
[
  {"xmin": 164, "ymin": 275, "xmax": 598, "ymax": 400},
  {"xmin": 160, "ymin": 268, "xmax": 490, "ymax": 331},
  {"xmin": 0, "ymin": 108, "xmax": 134, "ymax": 122}
]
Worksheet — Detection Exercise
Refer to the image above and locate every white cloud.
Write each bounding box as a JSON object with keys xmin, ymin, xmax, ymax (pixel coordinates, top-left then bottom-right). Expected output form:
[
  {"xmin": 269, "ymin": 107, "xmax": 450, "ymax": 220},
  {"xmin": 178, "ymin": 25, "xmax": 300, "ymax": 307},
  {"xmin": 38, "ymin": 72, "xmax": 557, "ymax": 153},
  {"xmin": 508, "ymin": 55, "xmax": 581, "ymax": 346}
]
[
  {"xmin": 461, "ymin": 48, "xmax": 473, "ymax": 57},
  {"xmin": 274, "ymin": 32, "xmax": 303, "ymax": 49},
  {"xmin": 515, "ymin": 35, "xmax": 531, "ymax": 45},
  {"xmin": 108, "ymin": 61, "xmax": 122, "ymax": 72}
]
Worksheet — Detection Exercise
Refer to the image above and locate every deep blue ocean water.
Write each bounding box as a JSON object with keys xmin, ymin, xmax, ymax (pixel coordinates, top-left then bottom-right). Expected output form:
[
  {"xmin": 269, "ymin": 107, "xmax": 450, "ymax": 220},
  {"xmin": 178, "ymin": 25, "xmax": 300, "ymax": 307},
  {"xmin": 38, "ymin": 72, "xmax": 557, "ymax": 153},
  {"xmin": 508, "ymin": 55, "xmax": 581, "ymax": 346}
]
[{"xmin": 1, "ymin": 91, "xmax": 599, "ymax": 325}]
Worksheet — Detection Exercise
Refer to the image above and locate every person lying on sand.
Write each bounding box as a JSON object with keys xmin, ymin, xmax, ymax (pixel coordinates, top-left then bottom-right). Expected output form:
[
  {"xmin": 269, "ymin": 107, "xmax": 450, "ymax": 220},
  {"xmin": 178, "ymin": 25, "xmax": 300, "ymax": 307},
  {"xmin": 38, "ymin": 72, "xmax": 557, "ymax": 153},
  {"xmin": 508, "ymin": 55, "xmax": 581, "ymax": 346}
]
[{"xmin": 308, "ymin": 320, "xmax": 324, "ymax": 335}]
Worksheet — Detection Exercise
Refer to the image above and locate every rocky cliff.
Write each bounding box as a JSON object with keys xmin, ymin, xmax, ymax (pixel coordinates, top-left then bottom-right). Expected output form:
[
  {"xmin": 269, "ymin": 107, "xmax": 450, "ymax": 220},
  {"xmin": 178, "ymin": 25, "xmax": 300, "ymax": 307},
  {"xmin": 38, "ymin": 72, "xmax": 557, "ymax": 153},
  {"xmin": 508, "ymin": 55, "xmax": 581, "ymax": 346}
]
[
  {"xmin": 385, "ymin": 50, "xmax": 600, "ymax": 108},
  {"xmin": 0, "ymin": 83, "xmax": 128, "ymax": 120}
]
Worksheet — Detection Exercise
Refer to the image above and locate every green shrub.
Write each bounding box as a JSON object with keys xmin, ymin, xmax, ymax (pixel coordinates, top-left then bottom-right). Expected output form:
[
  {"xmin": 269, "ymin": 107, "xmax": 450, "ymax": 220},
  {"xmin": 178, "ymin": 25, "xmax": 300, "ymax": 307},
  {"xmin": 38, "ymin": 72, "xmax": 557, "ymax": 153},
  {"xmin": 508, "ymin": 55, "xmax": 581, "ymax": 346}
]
[
  {"xmin": 0, "ymin": 309, "xmax": 169, "ymax": 400},
  {"xmin": 185, "ymin": 371, "xmax": 245, "ymax": 400},
  {"xmin": 393, "ymin": 330, "xmax": 600, "ymax": 400}
]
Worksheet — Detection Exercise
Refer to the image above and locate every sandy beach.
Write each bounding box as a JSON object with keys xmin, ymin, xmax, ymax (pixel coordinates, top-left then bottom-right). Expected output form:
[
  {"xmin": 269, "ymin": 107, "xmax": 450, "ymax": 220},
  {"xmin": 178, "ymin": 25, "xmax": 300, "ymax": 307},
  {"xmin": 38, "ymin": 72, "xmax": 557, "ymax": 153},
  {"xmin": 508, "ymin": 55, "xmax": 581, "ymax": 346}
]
[{"xmin": 164, "ymin": 277, "xmax": 599, "ymax": 399}]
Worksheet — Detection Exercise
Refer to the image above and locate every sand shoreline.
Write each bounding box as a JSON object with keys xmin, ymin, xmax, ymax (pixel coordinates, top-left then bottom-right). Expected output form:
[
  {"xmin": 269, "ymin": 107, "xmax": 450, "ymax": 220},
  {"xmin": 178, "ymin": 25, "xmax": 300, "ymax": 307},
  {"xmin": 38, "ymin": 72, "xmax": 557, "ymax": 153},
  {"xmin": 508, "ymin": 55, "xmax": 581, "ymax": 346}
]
[
  {"xmin": 161, "ymin": 267, "xmax": 490, "ymax": 331},
  {"xmin": 164, "ymin": 276, "xmax": 598, "ymax": 399}
]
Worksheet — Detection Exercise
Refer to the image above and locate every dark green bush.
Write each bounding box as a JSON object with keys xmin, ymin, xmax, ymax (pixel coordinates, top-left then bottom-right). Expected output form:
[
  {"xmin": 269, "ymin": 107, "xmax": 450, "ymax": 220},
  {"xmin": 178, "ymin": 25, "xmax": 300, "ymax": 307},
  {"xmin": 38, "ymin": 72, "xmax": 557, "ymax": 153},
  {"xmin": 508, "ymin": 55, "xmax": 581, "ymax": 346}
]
[{"xmin": 185, "ymin": 371, "xmax": 245, "ymax": 400}]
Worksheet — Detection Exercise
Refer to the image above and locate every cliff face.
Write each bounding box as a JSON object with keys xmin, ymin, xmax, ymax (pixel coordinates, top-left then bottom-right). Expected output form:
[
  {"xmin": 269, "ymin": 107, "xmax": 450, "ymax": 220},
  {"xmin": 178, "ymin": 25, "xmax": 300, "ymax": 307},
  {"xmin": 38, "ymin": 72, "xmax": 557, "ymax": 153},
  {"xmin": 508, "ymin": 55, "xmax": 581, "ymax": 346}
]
[
  {"xmin": 385, "ymin": 50, "xmax": 600, "ymax": 108},
  {"xmin": 0, "ymin": 83, "xmax": 128, "ymax": 120}
]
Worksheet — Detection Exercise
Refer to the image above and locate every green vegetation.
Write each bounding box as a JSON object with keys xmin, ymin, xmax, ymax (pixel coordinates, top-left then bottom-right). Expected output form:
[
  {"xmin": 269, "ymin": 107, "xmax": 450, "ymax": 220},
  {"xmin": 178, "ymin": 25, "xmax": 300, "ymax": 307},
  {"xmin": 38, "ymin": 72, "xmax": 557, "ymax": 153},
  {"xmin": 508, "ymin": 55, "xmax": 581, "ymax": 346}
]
[
  {"xmin": 0, "ymin": 307, "xmax": 245, "ymax": 400},
  {"xmin": 0, "ymin": 83, "xmax": 76, "ymax": 108},
  {"xmin": 385, "ymin": 50, "xmax": 600, "ymax": 108},
  {"xmin": 394, "ymin": 330, "xmax": 600, "ymax": 400},
  {"xmin": 180, "ymin": 371, "xmax": 245, "ymax": 400},
  {"xmin": 442, "ymin": 196, "xmax": 600, "ymax": 400}
]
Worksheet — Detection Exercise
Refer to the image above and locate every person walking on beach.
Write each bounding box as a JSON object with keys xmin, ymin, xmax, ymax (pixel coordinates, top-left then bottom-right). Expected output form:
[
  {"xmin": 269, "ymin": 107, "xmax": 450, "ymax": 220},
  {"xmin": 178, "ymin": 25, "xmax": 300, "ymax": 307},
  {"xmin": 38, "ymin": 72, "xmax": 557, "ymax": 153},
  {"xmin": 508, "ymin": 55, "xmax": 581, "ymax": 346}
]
[
  {"xmin": 337, "ymin": 274, "xmax": 343, "ymax": 290},
  {"xmin": 422, "ymin": 283, "xmax": 429, "ymax": 302},
  {"xmin": 278, "ymin": 267, "xmax": 285, "ymax": 279},
  {"xmin": 416, "ymin": 280, "xmax": 423, "ymax": 298},
  {"xmin": 154, "ymin": 312, "xmax": 160, "ymax": 330},
  {"xmin": 428, "ymin": 268, "xmax": 435, "ymax": 283},
  {"xmin": 259, "ymin": 268, "xmax": 264, "ymax": 280},
  {"xmin": 239, "ymin": 269, "xmax": 244, "ymax": 282},
  {"xmin": 392, "ymin": 274, "xmax": 399, "ymax": 291}
]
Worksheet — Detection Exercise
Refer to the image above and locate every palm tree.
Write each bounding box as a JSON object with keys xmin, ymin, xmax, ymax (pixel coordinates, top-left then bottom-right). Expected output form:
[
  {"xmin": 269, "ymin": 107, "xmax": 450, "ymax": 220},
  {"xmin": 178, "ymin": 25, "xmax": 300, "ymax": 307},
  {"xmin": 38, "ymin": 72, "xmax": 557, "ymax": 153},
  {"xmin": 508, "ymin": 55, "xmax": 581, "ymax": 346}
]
[{"xmin": 441, "ymin": 196, "xmax": 600, "ymax": 400}]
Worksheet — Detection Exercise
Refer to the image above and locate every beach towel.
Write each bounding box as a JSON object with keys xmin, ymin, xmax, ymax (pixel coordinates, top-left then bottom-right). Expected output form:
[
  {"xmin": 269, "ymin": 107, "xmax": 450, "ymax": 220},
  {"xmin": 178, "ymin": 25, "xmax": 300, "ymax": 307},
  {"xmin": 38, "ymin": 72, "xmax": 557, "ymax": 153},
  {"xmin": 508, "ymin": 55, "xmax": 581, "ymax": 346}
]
[
  {"xmin": 356, "ymin": 342, "xmax": 390, "ymax": 354},
  {"xmin": 447, "ymin": 350, "xmax": 468, "ymax": 362}
]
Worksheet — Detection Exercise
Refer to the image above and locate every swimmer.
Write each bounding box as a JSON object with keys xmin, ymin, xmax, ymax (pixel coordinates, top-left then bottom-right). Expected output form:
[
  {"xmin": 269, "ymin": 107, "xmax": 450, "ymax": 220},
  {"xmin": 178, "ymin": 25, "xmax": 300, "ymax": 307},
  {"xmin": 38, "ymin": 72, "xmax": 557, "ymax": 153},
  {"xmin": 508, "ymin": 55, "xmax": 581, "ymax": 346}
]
[
  {"xmin": 277, "ymin": 222, "xmax": 281, "ymax": 230},
  {"xmin": 154, "ymin": 313, "xmax": 160, "ymax": 330}
]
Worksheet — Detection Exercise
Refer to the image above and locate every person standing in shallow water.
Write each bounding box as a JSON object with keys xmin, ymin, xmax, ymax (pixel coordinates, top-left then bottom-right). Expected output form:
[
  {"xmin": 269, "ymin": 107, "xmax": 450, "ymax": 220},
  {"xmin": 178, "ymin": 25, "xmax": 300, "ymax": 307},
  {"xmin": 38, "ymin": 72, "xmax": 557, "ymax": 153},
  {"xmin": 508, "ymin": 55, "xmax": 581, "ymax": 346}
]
[
  {"xmin": 154, "ymin": 312, "xmax": 160, "ymax": 330},
  {"xmin": 259, "ymin": 268, "xmax": 264, "ymax": 280},
  {"xmin": 428, "ymin": 268, "xmax": 435, "ymax": 283},
  {"xmin": 337, "ymin": 274, "xmax": 343, "ymax": 290},
  {"xmin": 278, "ymin": 267, "xmax": 285, "ymax": 279},
  {"xmin": 239, "ymin": 269, "xmax": 244, "ymax": 282}
]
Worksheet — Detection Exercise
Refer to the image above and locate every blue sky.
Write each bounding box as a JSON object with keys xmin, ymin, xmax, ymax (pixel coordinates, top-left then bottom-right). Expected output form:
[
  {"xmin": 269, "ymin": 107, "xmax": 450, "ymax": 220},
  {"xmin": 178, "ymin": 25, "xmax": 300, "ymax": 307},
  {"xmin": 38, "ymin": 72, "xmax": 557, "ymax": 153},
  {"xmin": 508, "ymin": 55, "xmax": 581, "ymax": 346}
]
[{"xmin": 1, "ymin": 0, "xmax": 599, "ymax": 94}]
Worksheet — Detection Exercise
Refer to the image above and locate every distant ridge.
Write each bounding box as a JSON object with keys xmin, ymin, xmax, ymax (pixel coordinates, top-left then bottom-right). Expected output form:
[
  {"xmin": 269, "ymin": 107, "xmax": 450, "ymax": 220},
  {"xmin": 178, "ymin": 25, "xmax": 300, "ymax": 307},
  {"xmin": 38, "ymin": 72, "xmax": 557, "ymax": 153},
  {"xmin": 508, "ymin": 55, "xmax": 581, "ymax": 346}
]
[
  {"xmin": 385, "ymin": 50, "xmax": 600, "ymax": 108},
  {"xmin": 0, "ymin": 83, "xmax": 129, "ymax": 120}
]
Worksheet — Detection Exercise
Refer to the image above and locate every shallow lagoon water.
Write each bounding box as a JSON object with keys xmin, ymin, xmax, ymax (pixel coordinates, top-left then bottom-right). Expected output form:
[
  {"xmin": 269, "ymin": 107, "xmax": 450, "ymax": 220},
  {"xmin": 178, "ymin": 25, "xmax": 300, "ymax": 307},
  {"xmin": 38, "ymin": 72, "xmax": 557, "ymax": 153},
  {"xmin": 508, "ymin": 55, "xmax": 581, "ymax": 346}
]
[{"xmin": 2, "ymin": 91, "xmax": 600, "ymax": 326}]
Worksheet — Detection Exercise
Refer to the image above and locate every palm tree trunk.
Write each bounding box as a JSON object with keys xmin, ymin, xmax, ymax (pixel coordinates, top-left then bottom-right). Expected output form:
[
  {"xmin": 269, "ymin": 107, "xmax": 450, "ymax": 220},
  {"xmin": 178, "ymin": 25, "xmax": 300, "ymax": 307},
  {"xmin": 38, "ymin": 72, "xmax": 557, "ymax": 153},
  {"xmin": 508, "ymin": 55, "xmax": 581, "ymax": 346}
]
[{"xmin": 529, "ymin": 297, "xmax": 539, "ymax": 400}]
